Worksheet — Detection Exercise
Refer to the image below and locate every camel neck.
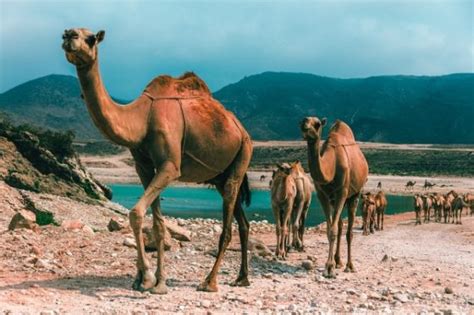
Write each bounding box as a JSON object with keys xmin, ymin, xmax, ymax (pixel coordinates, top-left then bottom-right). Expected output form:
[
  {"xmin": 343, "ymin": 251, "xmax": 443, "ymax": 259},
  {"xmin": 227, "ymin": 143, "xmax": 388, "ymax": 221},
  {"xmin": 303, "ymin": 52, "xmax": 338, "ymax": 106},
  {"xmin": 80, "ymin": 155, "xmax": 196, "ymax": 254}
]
[
  {"xmin": 76, "ymin": 59, "xmax": 149, "ymax": 147},
  {"xmin": 307, "ymin": 138, "xmax": 335, "ymax": 185}
]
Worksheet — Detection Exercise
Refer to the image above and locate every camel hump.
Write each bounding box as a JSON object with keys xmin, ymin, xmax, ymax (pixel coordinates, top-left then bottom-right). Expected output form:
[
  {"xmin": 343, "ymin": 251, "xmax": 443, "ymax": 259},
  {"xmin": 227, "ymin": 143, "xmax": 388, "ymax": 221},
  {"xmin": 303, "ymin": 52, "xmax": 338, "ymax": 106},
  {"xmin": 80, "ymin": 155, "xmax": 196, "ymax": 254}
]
[
  {"xmin": 328, "ymin": 120, "xmax": 356, "ymax": 143},
  {"xmin": 143, "ymin": 72, "xmax": 212, "ymax": 99}
]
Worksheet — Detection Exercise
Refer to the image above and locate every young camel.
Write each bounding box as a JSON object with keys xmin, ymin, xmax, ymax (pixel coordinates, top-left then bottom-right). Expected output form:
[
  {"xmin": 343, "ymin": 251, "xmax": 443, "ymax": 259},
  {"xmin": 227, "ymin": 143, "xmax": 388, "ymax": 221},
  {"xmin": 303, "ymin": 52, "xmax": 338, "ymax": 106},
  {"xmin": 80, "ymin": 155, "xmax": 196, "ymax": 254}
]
[
  {"xmin": 361, "ymin": 193, "xmax": 376, "ymax": 235},
  {"xmin": 414, "ymin": 194, "xmax": 423, "ymax": 225},
  {"xmin": 270, "ymin": 161, "xmax": 312, "ymax": 257},
  {"xmin": 452, "ymin": 195, "xmax": 469, "ymax": 224},
  {"xmin": 301, "ymin": 117, "xmax": 368, "ymax": 278},
  {"xmin": 374, "ymin": 191, "xmax": 387, "ymax": 231},
  {"xmin": 432, "ymin": 193, "xmax": 445, "ymax": 223},
  {"xmin": 444, "ymin": 190, "xmax": 457, "ymax": 223},
  {"xmin": 62, "ymin": 28, "xmax": 253, "ymax": 293},
  {"xmin": 422, "ymin": 194, "xmax": 434, "ymax": 223}
]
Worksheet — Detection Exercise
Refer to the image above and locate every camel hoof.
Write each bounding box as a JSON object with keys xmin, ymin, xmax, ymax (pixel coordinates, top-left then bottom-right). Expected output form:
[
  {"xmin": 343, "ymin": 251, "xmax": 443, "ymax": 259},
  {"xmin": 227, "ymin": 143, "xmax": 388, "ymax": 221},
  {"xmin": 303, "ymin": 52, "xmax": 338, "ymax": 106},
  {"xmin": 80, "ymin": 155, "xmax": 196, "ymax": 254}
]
[
  {"xmin": 323, "ymin": 266, "xmax": 336, "ymax": 279},
  {"xmin": 344, "ymin": 265, "xmax": 356, "ymax": 273},
  {"xmin": 231, "ymin": 277, "xmax": 250, "ymax": 287},
  {"xmin": 335, "ymin": 262, "xmax": 344, "ymax": 269},
  {"xmin": 150, "ymin": 281, "xmax": 168, "ymax": 295},
  {"xmin": 197, "ymin": 281, "xmax": 218, "ymax": 292},
  {"xmin": 132, "ymin": 270, "xmax": 156, "ymax": 292}
]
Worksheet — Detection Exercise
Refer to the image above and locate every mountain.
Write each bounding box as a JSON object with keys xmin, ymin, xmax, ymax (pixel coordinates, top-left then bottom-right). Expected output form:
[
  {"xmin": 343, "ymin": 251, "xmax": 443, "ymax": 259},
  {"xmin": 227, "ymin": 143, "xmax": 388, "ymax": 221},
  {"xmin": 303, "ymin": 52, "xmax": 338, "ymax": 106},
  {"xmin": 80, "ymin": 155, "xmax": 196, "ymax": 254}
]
[
  {"xmin": 0, "ymin": 74, "xmax": 102, "ymax": 140},
  {"xmin": 1, "ymin": 72, "xmax": 473, "ymax": 143},
  {"xmin": 214, "ymin": 72, "xmax": 474, "ymax": 143}
]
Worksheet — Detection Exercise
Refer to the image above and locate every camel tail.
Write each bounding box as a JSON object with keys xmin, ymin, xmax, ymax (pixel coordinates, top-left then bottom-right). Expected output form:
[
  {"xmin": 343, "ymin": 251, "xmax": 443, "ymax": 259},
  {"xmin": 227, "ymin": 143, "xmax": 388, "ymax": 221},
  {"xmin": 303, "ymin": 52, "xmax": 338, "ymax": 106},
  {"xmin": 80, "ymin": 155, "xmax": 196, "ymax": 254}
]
[{"xmin": 239, "ymin": 173, "xmax": 252, "ymax": 207}]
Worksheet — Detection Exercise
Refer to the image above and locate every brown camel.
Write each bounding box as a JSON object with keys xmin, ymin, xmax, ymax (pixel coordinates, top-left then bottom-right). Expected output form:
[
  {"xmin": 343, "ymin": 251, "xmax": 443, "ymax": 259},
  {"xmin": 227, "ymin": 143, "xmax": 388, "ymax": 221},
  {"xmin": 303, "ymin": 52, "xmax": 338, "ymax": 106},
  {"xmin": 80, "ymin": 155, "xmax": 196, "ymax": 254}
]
[
  {"xmin": 444, "ymin": 190, "xmax": 458, "ymax": 223},
  {"xmin": 361, "ymin": 193, "xmax": 376, "ymax": 236},
  {"xmin": 270, "ymin": 161, "xmax": 312, "ymax": 257},
  {"xmin": 432, "ymin": 193, "xmax": 445, "ymax": 223},
  {"xmin": 422, "ymin": 194, "xmax": 434, "ymax": 222},
  {"xmin": 301, "ymin": 117, "xmax": 368, "ymax": 277},
  {"xmin": 271, "ymin": 163, "xmax": 297, "ymax": 259},
  {"xmin": 405, "ymin": 181, "xmax": 416, "ymax": 190},
  {"xmin": 289, "ymin": 161, "xmax": 313, "ymax": 251},
  {"xmin": 62, "ymin": 28, "xmax": 253, "ymax": 294},
  {"xmin": 374, "ymin": 191, "xmax": 387, "ymax": 230},
  {"xmin": 452, "ymin": 195, "xmax": 469, "ymax": 224},
  {"xmin": 414, "ymin": 194, "xmax": 423, "ymax": 225}
]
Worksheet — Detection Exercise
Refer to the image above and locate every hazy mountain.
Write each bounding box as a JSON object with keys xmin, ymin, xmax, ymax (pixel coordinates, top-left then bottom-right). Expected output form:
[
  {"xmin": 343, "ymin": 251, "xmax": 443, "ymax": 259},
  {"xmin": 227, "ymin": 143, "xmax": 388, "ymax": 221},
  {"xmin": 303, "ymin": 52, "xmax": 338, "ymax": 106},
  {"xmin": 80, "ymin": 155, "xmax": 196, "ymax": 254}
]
[
  {"xmin": 1, "ymin": 72, "xmax": 473, "ymax": 143},
  {"xmin": 0, "ymin": 74, "xmax": 102, "ymax": 140},
  {"xmin": 214, "ymin": 72, "xmax": 474, "ymax": 143}
]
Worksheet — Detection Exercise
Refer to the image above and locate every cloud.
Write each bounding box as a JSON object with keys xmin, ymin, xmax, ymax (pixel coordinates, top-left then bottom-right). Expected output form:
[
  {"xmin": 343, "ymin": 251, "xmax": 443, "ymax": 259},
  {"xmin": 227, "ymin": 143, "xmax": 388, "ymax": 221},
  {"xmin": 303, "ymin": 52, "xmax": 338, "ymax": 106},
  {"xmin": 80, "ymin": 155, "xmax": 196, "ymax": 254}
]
[{"xmin": 0, "ymin": 0, "xmax": 472, "ymax": 99}]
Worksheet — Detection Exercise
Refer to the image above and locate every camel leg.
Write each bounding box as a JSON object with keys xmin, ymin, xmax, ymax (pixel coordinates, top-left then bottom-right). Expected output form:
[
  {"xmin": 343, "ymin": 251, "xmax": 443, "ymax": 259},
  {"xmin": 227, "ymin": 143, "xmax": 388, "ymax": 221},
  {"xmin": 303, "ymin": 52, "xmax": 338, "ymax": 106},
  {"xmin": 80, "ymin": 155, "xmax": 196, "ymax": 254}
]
[
  {"xmin": 316, "ymin": 191, "xmax": 336, "ymax": 278},
  {"xmin": 370, "ymin": 209, "xmax": 375, "ymax": 234},
  {"xmin": 231, "ymin": 202, "xmax": 250, "ymax": 287},
  {"xmin": 345, "ymin": 194, "xmax": 358, "ymax": 272},
  {"xmin": 381, "ymin": 209, "xmax": 385, "ymax": 230},
  {"xmin": 281, "ymin": 200, "xmax": 294, "ymax": 258},
  {"xmin": 197, "ymin": 138, "xmax": 251, "ymax": 292},
  {"xmin": 130, "ymin": 159, "xmax": 179, "ymax": 292},
  {"xmin": 291, "ymin": 199, "xmax": 304, "ymax": 251},
  {"xmin": 334, "ymin": 217, "xmax": 343, "ymax": 268},
  {"xmin": 272, "ymin": 203, "xmax": 282, "ymax": 258},
  {"xmin": 298, "ymin": 203, "xmax": 309, "ymax": 252}
]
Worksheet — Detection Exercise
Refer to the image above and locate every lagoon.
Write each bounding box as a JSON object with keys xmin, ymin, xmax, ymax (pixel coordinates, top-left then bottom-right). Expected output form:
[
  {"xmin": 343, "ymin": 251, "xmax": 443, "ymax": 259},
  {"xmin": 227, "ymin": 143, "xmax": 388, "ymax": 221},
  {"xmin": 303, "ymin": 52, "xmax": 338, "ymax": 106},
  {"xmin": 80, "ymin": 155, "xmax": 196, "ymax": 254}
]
[{"xmin": 110, "ymin": 184, "xmax": 414, "ymax": 227}]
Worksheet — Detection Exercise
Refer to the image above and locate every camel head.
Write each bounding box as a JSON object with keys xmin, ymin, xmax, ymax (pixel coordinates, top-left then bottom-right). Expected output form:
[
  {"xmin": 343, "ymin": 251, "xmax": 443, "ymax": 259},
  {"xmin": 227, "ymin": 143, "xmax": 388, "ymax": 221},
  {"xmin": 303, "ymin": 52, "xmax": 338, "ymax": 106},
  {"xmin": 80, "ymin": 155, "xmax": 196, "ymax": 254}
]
[
  {"xmin": 300, "ymin": 116, "xmax": 327, "ymax": 142},
  {"xmin": 62, "ymin": 28, "xmax": 105, "ymax": 68}
]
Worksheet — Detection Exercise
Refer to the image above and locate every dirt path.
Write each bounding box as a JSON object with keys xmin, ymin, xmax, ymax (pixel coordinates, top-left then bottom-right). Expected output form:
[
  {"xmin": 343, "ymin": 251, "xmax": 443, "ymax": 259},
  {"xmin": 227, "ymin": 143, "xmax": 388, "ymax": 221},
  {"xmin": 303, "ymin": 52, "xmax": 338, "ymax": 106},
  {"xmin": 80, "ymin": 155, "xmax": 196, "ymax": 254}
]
[{"xmin": 0, "ymin": 212, "xmax": 472, "ymax": 314}]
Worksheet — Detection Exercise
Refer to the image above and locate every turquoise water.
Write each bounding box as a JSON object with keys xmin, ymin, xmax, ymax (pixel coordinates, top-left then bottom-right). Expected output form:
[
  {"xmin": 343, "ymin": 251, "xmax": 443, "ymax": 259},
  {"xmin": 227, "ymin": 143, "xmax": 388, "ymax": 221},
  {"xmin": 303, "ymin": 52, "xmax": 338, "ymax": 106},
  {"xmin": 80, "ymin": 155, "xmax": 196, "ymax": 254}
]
[{"xmin": 110, "ymin": 184, "xmax": 413, "ymax": 227}]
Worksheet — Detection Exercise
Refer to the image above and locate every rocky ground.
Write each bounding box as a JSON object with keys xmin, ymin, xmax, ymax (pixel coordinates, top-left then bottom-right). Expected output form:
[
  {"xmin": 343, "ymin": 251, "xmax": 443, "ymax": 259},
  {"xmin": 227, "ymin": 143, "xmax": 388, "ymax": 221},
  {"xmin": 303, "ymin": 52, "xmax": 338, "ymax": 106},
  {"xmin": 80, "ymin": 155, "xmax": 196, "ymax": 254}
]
[{"xmin": 0, "ymin": 178, "xmax": 473, "ymax": 314}]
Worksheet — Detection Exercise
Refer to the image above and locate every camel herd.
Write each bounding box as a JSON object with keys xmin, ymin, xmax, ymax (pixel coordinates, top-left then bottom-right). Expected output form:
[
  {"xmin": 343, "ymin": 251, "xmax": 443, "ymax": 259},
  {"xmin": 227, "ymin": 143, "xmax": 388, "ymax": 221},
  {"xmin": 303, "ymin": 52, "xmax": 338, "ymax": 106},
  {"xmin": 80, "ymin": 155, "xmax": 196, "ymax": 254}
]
[
  {"xmin": 413, "ymin": 191, "xmax": 473, "ymax": 225},
  {"xmin": 62, "ymin": 27, "xmax": 469, "ymax": 294}
]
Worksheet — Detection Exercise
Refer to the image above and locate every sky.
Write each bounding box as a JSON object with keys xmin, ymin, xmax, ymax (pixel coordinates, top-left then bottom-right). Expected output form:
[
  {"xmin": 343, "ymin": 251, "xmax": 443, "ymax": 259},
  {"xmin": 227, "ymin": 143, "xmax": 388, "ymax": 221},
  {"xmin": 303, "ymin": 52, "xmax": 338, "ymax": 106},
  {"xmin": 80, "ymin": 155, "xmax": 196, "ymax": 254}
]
[{"xmin": 0, "ymin": 0, "xmax": 472, "ymax": 99}]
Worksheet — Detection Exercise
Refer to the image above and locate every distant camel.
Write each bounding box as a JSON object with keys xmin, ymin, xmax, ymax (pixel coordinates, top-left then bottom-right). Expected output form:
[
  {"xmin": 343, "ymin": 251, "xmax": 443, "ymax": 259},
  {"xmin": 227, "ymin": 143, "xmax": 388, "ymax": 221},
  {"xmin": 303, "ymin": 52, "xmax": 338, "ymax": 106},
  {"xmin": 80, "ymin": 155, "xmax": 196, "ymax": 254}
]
[
  {"xmin": 301, "ymin": 117, "xmax": 368, "ymax": 277},
  {"xmin": 422, "ymin": 195, "xmax": 434, "ymax": 222},
  {"xmin": 374, "ymin": 191, "xmax": 387, "ymax": 230},
  {"xmin": 260, "ymin": 175, "xmax": 266, "ymax": 182},
  {"xmin": 413, "ymin": 194, "xmax": 423, "ymax": 225},
  {"xmin": 405, "ymin": 181, "xmax": 416, "ymax": 190},
  {"xmin": 432, "ymin": 193, "xmax": 445, "ymax": 222},
  {"xmin": 423, "ymin": 180, "xmax": 436, "ymax": 190},
  {"xmin": 465, "ymin": 193, "xmax": 474, "ymax": 216},
  {"xmin": 361, "ymin": 193, "xmax": 376, "ymax": 235},
  {"xmin": 444, "ymin": 190, "xmax": 458, "ymax": 223},
  {"xmin": 452, "ymin": 195, "xmax": 469, "ymax": 224},
  {"xmin": 377, "ymin": 181, "xmax": 382, "ymax": 190}
]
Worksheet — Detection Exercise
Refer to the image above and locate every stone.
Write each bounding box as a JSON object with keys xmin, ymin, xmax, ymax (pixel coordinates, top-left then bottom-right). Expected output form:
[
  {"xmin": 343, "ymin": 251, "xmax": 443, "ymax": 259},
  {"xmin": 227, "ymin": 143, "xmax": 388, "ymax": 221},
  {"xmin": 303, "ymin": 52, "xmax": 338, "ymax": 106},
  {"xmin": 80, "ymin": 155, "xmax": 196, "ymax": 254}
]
[
  {"xmin": 381, "ymin": 254, "xmax": 389, "ymax": 262},
  {"xmin": 248, "ymin": 238, "xmax": 272, "ymax": 257},
  {"xmin": 201, "ymin": 300, "xmax": 211, "ymax": 308},
  {"xmin": 123, "ymin": 238, "xmax": 136, "ymax": 248},
  {"xmin": 346, "ymin": 288, "xmax": 357, "ymax": 295},
  {"xmin": 82, "ymin": 225, "xmax": 95, "ymax": 235},
  {"xmin": 165, "ymin": 219, "xmax": 191, "ymax": 241},
  {"xmin": 301, "ymin": 260, "xmax": 314, "ymax": 271},
  {"xmin": 107, "ymin": 217, "xmax": 129, "ymax": 232},
  {"xmin": 444, "ymin": 287, "xmax": 453, "ymax": 294},
  {"xmin": 142, "ymin": 226, "xmax": 174, "ymax": 251},
  {"xmin": 61, "ymin": 219, "xmax": 84, "ymax": 230},
  {"xmin": 8, "ymin": 210, "xmax": 37, "ymax": 231},
  {"xmin": 394, "ymin": 293, "xmax": 409, "ymax": 303}
]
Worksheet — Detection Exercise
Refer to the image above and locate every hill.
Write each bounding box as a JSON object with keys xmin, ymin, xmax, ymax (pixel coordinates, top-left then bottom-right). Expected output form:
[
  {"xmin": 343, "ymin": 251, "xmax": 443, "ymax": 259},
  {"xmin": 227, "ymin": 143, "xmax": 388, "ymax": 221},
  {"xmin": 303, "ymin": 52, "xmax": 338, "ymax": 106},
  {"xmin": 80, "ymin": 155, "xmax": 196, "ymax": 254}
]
[
  {"xmin": 1, "ymin": 72, "xmax": 473, "ymax": 143},
  {"xmin": 0, "ymin": 74, "xmax": 102, "ymax": 140},
  {"xmin": 214, "ymin": 72, "xmax": 474, "ymax": 143}
]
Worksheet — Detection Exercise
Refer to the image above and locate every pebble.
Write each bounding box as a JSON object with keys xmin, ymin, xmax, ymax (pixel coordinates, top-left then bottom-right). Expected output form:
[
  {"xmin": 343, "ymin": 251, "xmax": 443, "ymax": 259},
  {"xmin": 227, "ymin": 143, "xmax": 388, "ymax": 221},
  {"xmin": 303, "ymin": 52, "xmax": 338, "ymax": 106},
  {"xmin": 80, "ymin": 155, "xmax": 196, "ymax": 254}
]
[
  {"xmin": 444, "ymin": 287, "xmax": 453, "ymax": 294},
  {"xmin": 393, "ymin": 293, "xmax": 409, "ymax": 303},
  {"xmin": 301, "ymin": 260, "xmax": 314, "ymax": 271},
  {"xmin": 123, "ymin": 238, "xmax": 136, "ymax": 248},
  {"xmin": 201, "ymin": 300, "xmax": 211, "ymax": 308}
]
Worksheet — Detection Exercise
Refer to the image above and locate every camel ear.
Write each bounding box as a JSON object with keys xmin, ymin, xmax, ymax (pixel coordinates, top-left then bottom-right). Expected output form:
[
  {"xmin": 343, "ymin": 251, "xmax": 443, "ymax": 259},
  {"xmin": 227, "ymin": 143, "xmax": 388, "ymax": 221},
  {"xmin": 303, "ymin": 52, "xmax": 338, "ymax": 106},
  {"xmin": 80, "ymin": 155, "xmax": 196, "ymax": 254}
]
[
  {"xmin": 321, "ymin": 117, "xmax": 327, "ymax": 126},
  {"xmin": 96, "ymin": 30, "xmax": 105, "ymax": 43}
]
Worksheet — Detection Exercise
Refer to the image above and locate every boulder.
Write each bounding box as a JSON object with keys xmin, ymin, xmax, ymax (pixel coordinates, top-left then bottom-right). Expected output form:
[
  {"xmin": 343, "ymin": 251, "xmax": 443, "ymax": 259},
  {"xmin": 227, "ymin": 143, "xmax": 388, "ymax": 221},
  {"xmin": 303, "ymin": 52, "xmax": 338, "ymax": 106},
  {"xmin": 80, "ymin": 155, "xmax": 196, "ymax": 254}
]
[
  {"xmin": 165, "ymin": 219, "xmax": 191, "ymax": 242},
  {"xmin": 8, "ymin": 210, "xmax": 38, "ymax": 231},
  {"xmin": 248, "ymin": 237, "xmax": 272, "ymax": 257},
  {"xmin": 108, "ymin": 217, "xmax": 129, "ymax": 232},
  {"xmin": 61, "ymin": 219, "xmax": 84, "ymax": 230}
]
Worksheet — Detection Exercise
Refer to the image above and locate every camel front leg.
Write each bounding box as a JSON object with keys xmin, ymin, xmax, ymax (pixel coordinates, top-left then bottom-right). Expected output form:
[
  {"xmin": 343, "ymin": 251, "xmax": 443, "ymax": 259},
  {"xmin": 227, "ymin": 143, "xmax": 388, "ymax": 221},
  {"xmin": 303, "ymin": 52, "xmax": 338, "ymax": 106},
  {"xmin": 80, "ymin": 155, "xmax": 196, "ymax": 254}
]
[
  {"xmin": 298, "ymin": 203, "xmax": 310, "ymax": 251},
  {"xmin": 334, "ymin": 217, "xmax": 343, "ymax": 268},
  {"xmin": 272, "ymin": 203, "xmax": 282, "ymax": 258},
  {"xmin": 291, "ymin": 198, "xmax": 305, "ymax": 251},
  {"xmin": 345, "ymin": 194, "xmax": 359, "ymax": 272},
  {"xmin": 381, "ymin": 209, "xmax": 385, "ymax": 230},
  {"xmin": 281, "ymin": 200, "xmax": 294, "ymax": 259},
  {"xmin": 325, "ymin": 188, "xmax": 348, "ymax": 278},
  {"xmin": 129, "ymin": 161, "xmax": 179, "ymax": 293}
]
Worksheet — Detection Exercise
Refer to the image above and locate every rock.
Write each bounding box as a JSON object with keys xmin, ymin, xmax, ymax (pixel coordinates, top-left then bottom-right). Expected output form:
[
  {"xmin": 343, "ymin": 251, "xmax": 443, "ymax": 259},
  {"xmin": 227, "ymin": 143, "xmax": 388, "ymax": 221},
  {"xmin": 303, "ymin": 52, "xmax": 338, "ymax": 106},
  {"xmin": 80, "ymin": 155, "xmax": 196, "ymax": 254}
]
[
  {"xmin": 381, "ymin": 254, "xmax": 389, "ymax": 262},
  {"xmin": 200, "ymin": 300, "xmax": 211, "ymax": 308},
  {"xmin": 123, "ymin": 238, "xmax": 136, "ymax": 248},
  {"xmin": 394, "ymin": 293, "xmax": 409, "ymax": 303},
  {"xmin": 8, "ymin": 210, "xmax": 38, "ymax": 231},
  {"xmin": 346, "ymin": 288, "xmax": 357, "ymax": 295},
  {"xmin": 82, "ymin": 225, "xmax": 95, "ymax": 235},
  {"xmin": 213, "ymin": 224, "xmax": 222, "ymax": 234},
  {"xmin": 248, "ymin": 238, "xmax": 272, "ymax": 257},
  {"xmin": 165, "ymin": 219, "xmax": 191, "ymax": 241},
  {"xmin": 61, "ymin": 219, "xmax": 84, "ymax": 230},
  {"xmin": 444, "ymin": 287, "xmax": 453, "ymax": 294},
  {"xmin": 301, "ymin": 260, "xmax": 314, "ymax": 271},
  {"xmin": 142, "ymin": 226, "xmax": 174, "ymax": 251},
  {"xmin": 107, "ymin": 217, "xmax": 129, "ymax": 232},
  {"xmin": 31, "ymin": 246, "xmax": 42, "ymax": 256},
  {"xmin": 35, "ymin": 258, "xmax": 50, "ymax": 269},
  {"xmin": 360, "ymin": 293, "xmax": 368, "ymax": 302}
]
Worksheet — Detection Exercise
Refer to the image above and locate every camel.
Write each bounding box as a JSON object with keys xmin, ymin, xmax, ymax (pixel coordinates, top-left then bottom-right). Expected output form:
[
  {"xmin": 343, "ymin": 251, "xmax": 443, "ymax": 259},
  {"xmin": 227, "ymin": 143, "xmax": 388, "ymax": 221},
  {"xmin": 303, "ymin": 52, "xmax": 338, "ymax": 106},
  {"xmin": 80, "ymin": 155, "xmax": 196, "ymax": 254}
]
[
  {"xmin": 289, "ymin": 161, "xmax": 313, "ymax": 251},
  {"xmin": 374, "ymin": 191, "xmax": 387, "ymax": 230},
  {"xmin": 361, "ymin": 193, "xmax": 376, "ymax": 235},
  {"xmin": 270, "ymin": 161, "xmax": 312, "ymax": 257},
  {"xmin": 377, "ymin": 181, "xmax": 382, "ymax": 190},
  {"xmin": 301, "ymin": 117, "xmax": 368, "ymax": 278},
  {"xmin": 444, "ymin": 190, "xmax": 458, "ymax": 223},
  {"xmin": 452, "ymin": 195, "xmax": 469, "ymax": 224},
  {"xmin": 422, "ymin": 194, "xmax": 434, "ymax": 222},
  {"xmin": 413, "ymin": 194, "xmax": 423, "ymax": 225},
  {"xmin": 62, "ymin": 28, "xmax": 253, "ymax": 294},
  {"xmin": 432, "ymin": 193, "xmax": 445, "ymax": 223},
  {"xmin": 405, "ymin": 181, "xmax": 416, "ymax": 190},
  {"xmin": 260, "ymin": 175, "xmax": 266, "ymax": 182},
  {"xmin": 423, "ymin": 180, "xmax": 436, "ymax": 190},
  {"xmin": 463, "ymin": 193, "xmax": 474, "ymax": 216}
]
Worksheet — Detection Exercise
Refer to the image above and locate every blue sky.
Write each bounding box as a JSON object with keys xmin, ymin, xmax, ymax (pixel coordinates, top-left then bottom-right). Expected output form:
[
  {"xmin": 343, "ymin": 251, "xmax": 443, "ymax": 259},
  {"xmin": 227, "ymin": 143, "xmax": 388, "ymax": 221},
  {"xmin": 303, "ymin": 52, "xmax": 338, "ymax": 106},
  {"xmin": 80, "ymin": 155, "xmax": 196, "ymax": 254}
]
[{"xmin": 0, "ymin": 0, "xmax": 472, "ymax": 99}]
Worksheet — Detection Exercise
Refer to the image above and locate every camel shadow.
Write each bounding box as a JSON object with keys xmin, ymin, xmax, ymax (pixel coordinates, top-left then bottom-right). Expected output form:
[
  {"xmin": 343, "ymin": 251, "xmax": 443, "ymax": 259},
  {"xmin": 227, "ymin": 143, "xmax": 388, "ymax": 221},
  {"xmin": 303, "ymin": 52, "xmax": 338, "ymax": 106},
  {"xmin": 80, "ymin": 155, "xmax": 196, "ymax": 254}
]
[
  {"xmin": 0, "ymin": 274, "xmax": 144, "ymax": 299},
  {"xmin": 250, "ymin": 255, "xmax": 302, "ymax": 276}
]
